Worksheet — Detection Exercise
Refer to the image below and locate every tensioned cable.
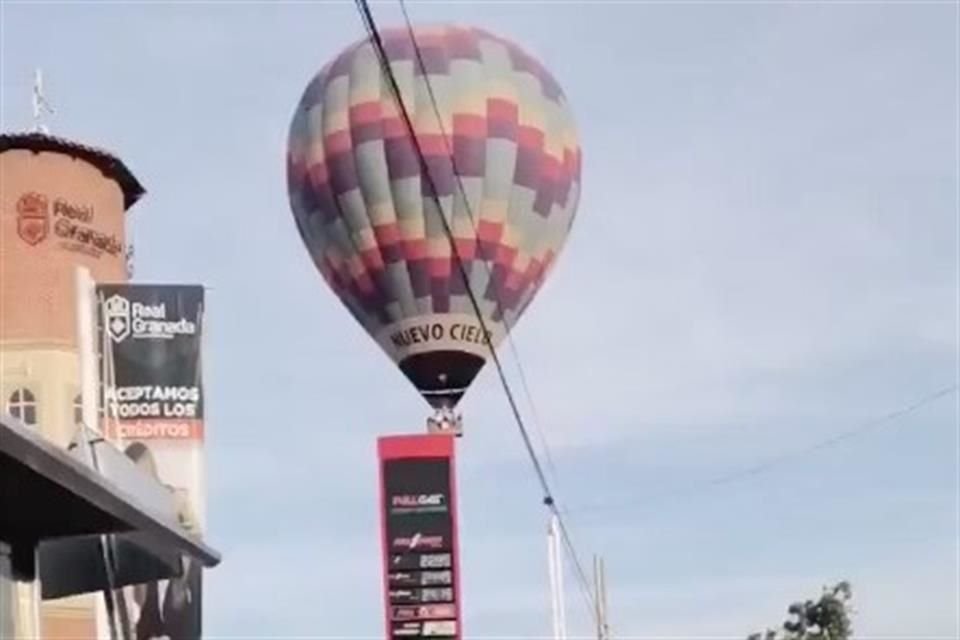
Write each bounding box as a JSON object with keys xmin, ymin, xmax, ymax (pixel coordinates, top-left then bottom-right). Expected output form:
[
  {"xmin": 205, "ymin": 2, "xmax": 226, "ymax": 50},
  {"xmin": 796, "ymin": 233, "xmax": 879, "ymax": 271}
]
[
  {"xmin": 566, "ymin": 384, "xmax": 959, "ymax": 516},
  {"xmin": 351, "ymin": 0, "xmax": 599, "ymax": 623},
  {"xmin": 388, "ymin": 11, "xmax": 592, "ymax": 607},
  {"xmin": 395, "ymin": 0, "xmax": 562, "ymax": 488},
  {"xmin": 389, "ymin": 6, "xmax": 594, "ymax": 605}
]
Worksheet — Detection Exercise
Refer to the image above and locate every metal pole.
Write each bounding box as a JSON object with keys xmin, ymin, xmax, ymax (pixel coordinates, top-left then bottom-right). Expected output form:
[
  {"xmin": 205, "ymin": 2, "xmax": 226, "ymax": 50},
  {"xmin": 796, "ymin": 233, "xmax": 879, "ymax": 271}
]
[
  {"xmin": 75, "ymin": 267, "xmax": 129, "ymax": 640},
  {"xmin": 593, "ymin": 555, "xmax": 602, "ymax": 640},
  {"xmin": 547, "ymin": 514, "xmax": 568, "ymax": 640},
  {"xmin": 547, "ymin": 514, "xmax": 567, "ymax": 640},
  {"xmin": 599, "ymin": 556, "xmax": 610, "ymax": 640},
  {"xmin": 555, "ymin": 515, "xmax": 566, "ymax": 640},
  {"xmin": 76, "ymin": 267, "xmax": 100, "ymax": 462},
  {"xmin": 547, "ymin": 514, "xmax": 564, "ymax": 640}
]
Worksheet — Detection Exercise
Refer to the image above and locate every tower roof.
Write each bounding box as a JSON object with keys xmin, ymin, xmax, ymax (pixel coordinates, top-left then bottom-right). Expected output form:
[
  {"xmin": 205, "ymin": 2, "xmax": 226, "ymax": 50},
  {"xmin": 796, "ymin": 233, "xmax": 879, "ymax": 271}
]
[{"xmin": 0, "ymin": 131, "xmax": 145, "ymax": 210}]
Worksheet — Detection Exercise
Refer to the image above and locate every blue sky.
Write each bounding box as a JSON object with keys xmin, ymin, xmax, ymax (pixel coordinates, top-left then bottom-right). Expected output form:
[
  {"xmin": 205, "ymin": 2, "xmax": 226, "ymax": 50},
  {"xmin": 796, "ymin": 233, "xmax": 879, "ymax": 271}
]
[{"xmin": 2, "ymin": 1, "xmax": 958, "ymax": 638}]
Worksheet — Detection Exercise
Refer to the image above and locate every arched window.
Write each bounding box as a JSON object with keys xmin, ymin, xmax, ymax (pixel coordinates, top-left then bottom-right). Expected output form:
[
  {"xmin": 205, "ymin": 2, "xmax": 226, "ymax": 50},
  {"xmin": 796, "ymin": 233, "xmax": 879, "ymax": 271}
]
[{"xmin": 7, "ymin": 388, "xmax": 37, "ymax": 427}]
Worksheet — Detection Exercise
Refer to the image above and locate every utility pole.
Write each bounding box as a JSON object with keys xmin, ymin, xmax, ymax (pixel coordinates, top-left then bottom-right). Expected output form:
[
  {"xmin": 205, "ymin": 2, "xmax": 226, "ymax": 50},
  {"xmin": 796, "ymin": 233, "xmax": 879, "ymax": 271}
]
[
  {"xmin": 547, "ymin": 513, "xmax": 567, "ymax": 640},
  {"xmin": 76, "ymin": 268, "xmax": 131, "ymax": 640},
  {"xmin": 593, "ymin": 554, "xmax": 610, "ymax": 639}
]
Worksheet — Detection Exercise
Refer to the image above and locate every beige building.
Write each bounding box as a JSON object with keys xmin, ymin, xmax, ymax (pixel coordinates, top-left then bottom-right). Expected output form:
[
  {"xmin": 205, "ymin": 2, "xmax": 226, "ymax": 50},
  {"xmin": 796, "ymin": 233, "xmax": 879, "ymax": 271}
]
[{"xmin": 0, "ymin": 132, "xmax": 144, "ymax": 639}]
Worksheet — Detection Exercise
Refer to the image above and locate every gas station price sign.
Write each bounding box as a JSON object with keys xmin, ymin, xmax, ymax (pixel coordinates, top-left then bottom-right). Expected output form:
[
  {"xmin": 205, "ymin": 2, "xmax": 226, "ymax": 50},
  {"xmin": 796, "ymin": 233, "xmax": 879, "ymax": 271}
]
[{"xmin": 378, "ymin": 436, "xmax": 462, "ymax": 640}]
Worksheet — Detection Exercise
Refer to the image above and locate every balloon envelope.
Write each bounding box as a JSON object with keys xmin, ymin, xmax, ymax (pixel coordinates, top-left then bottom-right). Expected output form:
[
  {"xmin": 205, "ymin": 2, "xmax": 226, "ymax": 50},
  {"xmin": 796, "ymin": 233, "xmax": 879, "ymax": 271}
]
[{"xmin": 286, "ymin": 24, "xmax": 581, "ymax": 408}]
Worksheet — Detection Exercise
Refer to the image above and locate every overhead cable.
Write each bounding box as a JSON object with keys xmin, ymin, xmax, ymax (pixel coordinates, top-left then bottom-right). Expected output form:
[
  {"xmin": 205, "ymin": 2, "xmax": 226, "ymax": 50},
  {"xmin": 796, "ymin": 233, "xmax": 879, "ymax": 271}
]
[
  {"xmin": 351, "ymin": 0, "xmax": 598, "ymax": 623},
  {"xmin": 394, "ymin": 0, "xmax": 562, "ymax": 489},
  {"xmin": 567, "ymin": 384, "xmax": 959, "ymax": 516}
]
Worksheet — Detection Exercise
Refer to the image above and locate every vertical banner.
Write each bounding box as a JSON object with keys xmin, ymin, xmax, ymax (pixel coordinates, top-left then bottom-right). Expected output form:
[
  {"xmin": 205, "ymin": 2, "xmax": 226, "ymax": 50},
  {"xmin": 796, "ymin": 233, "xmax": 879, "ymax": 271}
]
[
  {"xmin": 95, "ymin": 284, "xmax": 205, "ymax": 640},
  {"xmin": 378, "ymin": 435, "xmax": 462, "ymax": 640}
]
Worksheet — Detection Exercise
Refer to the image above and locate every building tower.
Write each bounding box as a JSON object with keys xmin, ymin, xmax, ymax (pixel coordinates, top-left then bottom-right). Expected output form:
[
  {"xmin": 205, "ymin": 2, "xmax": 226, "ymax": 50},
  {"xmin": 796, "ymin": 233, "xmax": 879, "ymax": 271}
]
[{"xmin": 0, "ymin": 131, "xmax": 144, "ymax": 638}]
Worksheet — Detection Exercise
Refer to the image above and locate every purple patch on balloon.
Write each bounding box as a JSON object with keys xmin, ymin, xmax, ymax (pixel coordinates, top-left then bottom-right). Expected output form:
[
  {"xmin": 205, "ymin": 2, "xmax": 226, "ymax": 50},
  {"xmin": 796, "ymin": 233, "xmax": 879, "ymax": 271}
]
[
  {"xmin": 533, "ymin": 180, "xmax": 556, "ymax": 218},
  {"xmin": 446, "ymin": 29, "xmax": 481, "ymax": 61},
  {"xmin": 351, "ymin": 121, "xmax": 384, "ymax": 145},
  {"xmin": 513, "ymin": 148, "xmax": 542, "ymax": 190},
  {"xmin": 487, "ymin": 118, "xmax": 517, "ymax": 140},
  {"xmin": 421, "ymin": 155, "xmax": 454, "ymax": 198},
  {"xmin": 328, "ymin": 152, "xmax": 360, "ymax": 195},
  {"xmin": 414, "ymin": 46, "xmax": 449, "ymax": 75},
  {"xmin": 380, "ymin": 242, "xmax": 404, "ymax": 264},
  {"xmin": 431, "ymin": 279, "xmax": 451, "ymax": 313},
  {"xmin": 453, "ymin": 136, "xmax": 485, "ymax": 177},
  {"xmin": 308, "ymin": 181, "xmax": 341, "ymax": 224},
  {"xmin": 383, "ymin": 34, "xmax": 415, "ymax": 62},
  {"xmin": 407, "ymin": 260, "xmax": 431, "ymax": 298},
  {"xmin": 385, "ymin": 137, "xmax": 420, "ymax": 180}
]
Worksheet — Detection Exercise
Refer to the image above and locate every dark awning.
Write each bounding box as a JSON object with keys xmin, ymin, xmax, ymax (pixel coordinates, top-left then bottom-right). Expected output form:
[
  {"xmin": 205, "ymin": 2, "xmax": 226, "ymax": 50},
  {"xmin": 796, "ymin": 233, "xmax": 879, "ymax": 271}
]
[{"xmin": 0, "ymin": 414, "xmax": 220, "ymax": 570}]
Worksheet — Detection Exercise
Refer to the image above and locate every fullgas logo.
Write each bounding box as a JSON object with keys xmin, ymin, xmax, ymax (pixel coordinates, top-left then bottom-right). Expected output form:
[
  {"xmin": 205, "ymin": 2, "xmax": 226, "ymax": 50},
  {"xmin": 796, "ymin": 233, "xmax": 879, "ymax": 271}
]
[
  {"xmin": 104, "ymin": 294, "xmax": 197, "ymax": 343},
  {"xmin": 390, "ymin": 493, "xmax": 448, "ymax": 514}
]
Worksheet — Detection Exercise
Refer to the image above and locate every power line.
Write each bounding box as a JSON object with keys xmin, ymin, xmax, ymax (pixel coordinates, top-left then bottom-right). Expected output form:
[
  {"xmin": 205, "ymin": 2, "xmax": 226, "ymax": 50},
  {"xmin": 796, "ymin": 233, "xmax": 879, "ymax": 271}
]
[
  {"xmin": 350, "ymin": 0, "xmax": 598, "ymax": 624},
  {"xmin": 566, "ymin": 384, "xmax": 959, "ymax": 516},
  {"xmin": 393, "ymin": 0, "xmax": 563, "ymax": 489},
  {"xmin": 388, "ymin": 6, "xmax": 591, "ymax": 609},
  {"xmin": 383, "ymin": 3, "xmax": 591, "ymax": 614},
  {"xmin": 389, "ymin": 5, "xmax": 583, "ymax": 610}
]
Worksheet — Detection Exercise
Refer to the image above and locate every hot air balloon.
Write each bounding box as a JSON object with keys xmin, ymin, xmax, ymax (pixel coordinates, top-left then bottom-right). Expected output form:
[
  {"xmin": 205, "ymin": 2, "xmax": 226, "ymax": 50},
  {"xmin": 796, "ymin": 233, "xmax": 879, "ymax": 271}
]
[{"xmin": 286, "ymin": 24, "xmax": 581, "ymax": 426}]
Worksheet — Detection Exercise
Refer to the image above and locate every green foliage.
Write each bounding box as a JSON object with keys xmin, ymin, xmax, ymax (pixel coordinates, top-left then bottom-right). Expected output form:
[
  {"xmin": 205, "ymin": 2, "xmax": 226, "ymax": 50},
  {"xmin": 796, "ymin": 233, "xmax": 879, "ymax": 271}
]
[{"xmin": 748, "ymin": 581, "xmax": 853, "ymax": 640}]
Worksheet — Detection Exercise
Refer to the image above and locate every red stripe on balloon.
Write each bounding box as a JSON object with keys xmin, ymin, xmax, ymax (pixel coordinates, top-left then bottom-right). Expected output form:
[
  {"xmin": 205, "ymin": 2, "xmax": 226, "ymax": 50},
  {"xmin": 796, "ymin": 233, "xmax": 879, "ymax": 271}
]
[
  {"xmin": 429, "ymin": 257, "xmax": 451, "ymax": 278},
  {"xmin": 494, "ymin": 244, "xmax": 517, "ymax": 267},
  {"xmin": 374, "ymin": 223, "xmax": 400, "ymax": 246},
  {"xmin": 517, "ymin": 126, "xmax": 544, "ymax": 150},
  {"xmin": 444, "ymin": 27, "xmax": 481, "ymax": 60},
  {"xmin": 540, "ymin": 154, "xmax": 561, "ymax": 181},
  {"xmin": 324, "ymin": 130, "xmax": 352, "ymax": 154},
  {"xmin": 417, "ymin": 134, "xmax": 452, "ymax": 156},
  {"xmin": 454, "ymin": 238, "xmax": 476, "ymax": 260},
  {"xmin": 403, "ymin": 239, "xmax": 428, "ymax": 261},
  {"xmin": 383, "ymin": 117, "xmax": 407, "ymax": 139},
  {"xmin": 477, "ymin": 220, "xmax": 502, "ymax": 243},
  {"xmin": 487, "ymin": 98, "xmax": 517, "ymax": 122},
  {"xmin": 362, "ymin": 248, "xmax": 385, "ymax": 271},
  {"xmin": 350, "ymin": 101, "xmax": 382, "ymax": 126},
  {"xmin": 453, "ymin": 114, "xmax": 487, "ymax": 139}
]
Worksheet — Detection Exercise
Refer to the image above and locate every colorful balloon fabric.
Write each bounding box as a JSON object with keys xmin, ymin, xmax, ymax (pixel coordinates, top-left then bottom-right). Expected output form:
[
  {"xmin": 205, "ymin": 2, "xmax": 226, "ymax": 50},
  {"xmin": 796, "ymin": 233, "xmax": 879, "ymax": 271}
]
[{"xmin": 287, "ymin": 24, "xmax": 581, "ymax": 408}]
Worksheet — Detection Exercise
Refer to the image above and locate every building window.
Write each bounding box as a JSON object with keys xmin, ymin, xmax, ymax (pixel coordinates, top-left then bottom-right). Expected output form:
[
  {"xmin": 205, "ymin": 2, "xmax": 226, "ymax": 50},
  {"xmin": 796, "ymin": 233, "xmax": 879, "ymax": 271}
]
[
  {"xmin": 73, "ymin": 393, "xmax": 83, "ymax": 425},
  {"xmin": 7, "ymin": 388, "xmax": 37, "ymax": 427}
]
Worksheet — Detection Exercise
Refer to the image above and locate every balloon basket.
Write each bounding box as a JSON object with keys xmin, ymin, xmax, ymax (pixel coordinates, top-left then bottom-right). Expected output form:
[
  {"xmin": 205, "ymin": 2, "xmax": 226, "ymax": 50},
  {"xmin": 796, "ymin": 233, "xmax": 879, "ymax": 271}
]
[{"xmin": 426, "ymin": 407, "xmax": 463, "ymax": 438}]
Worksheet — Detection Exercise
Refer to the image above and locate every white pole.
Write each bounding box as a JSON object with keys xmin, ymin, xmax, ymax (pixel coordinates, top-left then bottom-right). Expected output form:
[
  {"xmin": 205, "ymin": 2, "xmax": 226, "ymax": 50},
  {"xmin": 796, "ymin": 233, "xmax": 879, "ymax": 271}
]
[
  {"xmin": 26, "ymin": 556, "xmax": 42, "ymax": 640},
  {"xmin": 75, "ymin": 267, "xmax": 125, "ymax": 640},
  {"xmin": 593, "ymin": 555, "xmax": 610, "ymax": 640},
  {"xmin": 593, "ymin": 555, "xmax": 601, "ymax": 640},
  {"xmin": 547, "ymin": 514, "xmax": 567, "ymax": 640},
  {"xmin": 547, "ymin": 515, "xmax": 560, "ymax": 640},
  {"xmin": 76, "ymin": 267, "xmax": 100, "ymax": 447},
  {"xmin": 555, "ymin": 515, "xmax": 567, "ymax": 640},
  {"xmin": 602, "ymin": 558, "xmax": 610, "ymax": 639}
]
